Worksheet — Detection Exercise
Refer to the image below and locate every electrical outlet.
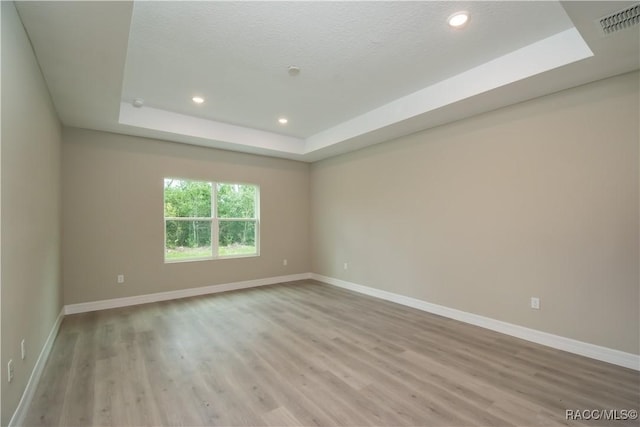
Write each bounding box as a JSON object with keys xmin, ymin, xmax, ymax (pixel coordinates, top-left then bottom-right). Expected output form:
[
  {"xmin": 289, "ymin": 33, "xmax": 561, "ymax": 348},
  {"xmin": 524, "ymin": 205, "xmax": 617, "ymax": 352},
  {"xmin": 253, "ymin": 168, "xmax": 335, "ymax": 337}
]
[
  {"xmin": 8, "ymin": 359, "xmax": 14, "ymax": 383},
  {"xmin": 117, "ymin": 274, "xmax": 125, "ymax": 284},
  {"xmin": 21, "ymin": 339, "xmax": 25, "ymax": 360},
  {"xmin": 531, "ymin": 297, "xmax": 540, "ymax": 310},
  {"xmin": 343, "ymin": 262, "xmax": 348, "ymax": 270},
  {"xmin": 283, "ymin": 259, "xmax": 288, "ymax": 266}
]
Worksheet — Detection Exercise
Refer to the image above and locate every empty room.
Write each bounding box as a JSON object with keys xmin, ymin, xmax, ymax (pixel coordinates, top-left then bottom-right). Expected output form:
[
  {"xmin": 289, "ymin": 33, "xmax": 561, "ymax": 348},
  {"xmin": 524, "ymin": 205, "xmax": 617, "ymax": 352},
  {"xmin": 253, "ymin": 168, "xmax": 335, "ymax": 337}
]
[{"xmin": 1, "ymin": 1, "xmax": 639, "ymax": 426}]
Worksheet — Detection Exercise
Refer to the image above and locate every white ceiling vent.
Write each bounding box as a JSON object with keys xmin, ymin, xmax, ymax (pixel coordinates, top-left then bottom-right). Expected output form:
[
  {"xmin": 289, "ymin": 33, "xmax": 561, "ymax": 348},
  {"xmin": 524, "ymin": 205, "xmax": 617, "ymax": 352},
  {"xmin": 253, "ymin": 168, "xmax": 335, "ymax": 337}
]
[{"xmin": 598, "ymin": 4, "xmax": 640, "ymax": 35}]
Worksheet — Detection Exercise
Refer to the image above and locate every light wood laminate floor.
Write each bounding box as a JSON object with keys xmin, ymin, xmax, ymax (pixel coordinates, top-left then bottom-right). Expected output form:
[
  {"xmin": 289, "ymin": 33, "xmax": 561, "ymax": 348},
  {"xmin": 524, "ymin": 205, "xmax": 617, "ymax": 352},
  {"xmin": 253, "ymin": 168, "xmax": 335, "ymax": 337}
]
[{"xmin": 24, "ymin": 280, "xmax": 639, "ymax": 426}]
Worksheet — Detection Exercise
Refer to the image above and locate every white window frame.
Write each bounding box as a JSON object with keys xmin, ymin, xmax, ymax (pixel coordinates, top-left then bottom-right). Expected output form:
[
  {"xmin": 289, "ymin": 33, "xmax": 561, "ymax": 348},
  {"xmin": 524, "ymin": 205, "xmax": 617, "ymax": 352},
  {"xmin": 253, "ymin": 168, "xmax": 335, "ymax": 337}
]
[{"xmin": 164, "ymin": 178, "xmax": 260, "ymax": 263}]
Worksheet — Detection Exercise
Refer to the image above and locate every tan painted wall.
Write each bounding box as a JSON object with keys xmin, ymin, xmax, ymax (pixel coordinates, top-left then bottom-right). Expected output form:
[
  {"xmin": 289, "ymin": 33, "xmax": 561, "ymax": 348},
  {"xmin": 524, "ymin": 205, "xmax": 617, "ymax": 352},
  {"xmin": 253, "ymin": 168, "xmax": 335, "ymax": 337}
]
[
  {"xmin": 311, "ymin": 72, "xmax": 640, "ymax": 354},
  {"xmin": 1, "ymin": 2, "xmax": 63, "ymax": 424},
  {"xmin": 62, "ymin": 128, "xmax": 310, "ymax": 305}
]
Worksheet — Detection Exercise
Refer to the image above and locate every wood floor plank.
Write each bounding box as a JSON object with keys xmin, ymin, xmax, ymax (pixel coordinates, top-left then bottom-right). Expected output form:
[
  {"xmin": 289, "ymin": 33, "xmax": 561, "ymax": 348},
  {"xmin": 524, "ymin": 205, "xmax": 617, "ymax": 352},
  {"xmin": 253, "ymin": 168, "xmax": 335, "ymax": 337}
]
[
  {"xmin": 262, "ymin": 406, "xmax": 304, "ymax": 427},
  {"xmin": 58, "ymin": 330, "xmax": 96, "ymax": 426},
  {"xmin": 22, "ymin": 330, "xmax": 78, "ymax": 426},
  {"xmin": 22, "ymin": 280, "xmax": 639, "ymax": 426}
]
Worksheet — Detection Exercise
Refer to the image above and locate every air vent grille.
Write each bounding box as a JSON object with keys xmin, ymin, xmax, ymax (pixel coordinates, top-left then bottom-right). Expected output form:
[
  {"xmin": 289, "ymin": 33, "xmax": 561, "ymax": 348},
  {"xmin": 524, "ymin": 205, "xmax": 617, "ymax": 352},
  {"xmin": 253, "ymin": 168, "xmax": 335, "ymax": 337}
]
[{"xmin": 599, "ymin": 4, "xmax": 640, "ymax": 34}]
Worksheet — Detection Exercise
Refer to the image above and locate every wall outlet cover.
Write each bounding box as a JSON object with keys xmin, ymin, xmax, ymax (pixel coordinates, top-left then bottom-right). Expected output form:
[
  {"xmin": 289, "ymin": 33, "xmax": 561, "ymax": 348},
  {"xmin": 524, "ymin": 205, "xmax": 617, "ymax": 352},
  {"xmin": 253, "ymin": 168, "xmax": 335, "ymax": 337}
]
[{"xmin": 8, "ymin": 359, "xmax": 14, "ymax": 383}]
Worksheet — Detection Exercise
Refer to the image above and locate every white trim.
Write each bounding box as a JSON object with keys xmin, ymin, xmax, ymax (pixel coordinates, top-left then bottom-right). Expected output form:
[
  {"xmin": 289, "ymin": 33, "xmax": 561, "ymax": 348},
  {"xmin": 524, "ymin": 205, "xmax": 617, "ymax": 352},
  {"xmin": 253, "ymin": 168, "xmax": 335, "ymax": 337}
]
[
  {"xmin": 310, "ymin": 274, "xmax": 640, "ymax": 371},
  {"xmin": 64, "ymin": 273, "xmax": 312, "ymax": 315},
  {"xmin": 9, "ymin": 309, "xmax": 65, "ymax": 427}
]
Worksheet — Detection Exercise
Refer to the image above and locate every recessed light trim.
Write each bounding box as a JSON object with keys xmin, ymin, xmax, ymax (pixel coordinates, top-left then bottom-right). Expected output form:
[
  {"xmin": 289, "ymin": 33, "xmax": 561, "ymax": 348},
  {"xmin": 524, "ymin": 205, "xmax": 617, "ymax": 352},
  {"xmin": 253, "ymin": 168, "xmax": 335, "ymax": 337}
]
[
  {"xmin": 192, "ymin": 96, "xmax": 205, "ymax": 104},
  {"xmin": 448, "ymin": 11, "xmax": 469, "ymax": 28},
  {"xmin": 278, "ymin": 117, "xmax": 288, "ymax": 124}
]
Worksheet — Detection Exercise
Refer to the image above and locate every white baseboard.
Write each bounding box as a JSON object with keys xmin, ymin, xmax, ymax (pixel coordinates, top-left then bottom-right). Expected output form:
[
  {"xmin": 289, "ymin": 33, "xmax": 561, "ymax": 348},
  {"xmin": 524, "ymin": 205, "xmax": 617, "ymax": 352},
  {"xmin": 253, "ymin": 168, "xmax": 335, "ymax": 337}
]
[
  {"xmin": 9, "ymin": 309, "xmax": 65, "ymax": 427},
  {"xmin": 311, "ymin": 273, "xmax": 640, "ymax": 371},
  {"xmin": 64, "ymin": 273, "xmax": 312, "ymax": 315}
]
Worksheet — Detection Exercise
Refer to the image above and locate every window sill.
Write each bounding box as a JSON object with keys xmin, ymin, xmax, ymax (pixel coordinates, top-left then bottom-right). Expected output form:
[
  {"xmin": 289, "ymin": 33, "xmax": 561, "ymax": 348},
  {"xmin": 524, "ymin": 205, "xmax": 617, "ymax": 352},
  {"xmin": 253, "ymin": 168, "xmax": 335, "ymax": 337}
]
[{"xmin": 164, "ymin": 253, "xmax": 259, "ymax": 264}]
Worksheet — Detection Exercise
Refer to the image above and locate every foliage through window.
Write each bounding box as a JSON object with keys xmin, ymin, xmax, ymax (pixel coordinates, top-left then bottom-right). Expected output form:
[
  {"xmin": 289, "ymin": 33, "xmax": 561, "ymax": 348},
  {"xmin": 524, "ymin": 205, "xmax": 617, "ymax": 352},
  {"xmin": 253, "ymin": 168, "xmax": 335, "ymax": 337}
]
[{"xmin": 164, "ymin": 178, "xmax": 259, "ymax": 262}]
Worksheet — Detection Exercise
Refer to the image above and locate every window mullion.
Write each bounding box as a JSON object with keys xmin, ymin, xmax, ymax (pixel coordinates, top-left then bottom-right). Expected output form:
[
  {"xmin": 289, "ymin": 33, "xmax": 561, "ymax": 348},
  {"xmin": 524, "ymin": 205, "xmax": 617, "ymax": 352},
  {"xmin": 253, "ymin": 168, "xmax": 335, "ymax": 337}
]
[{"xmin": 212, "ymin": 182, "xmax": 218, "ymax": 257}]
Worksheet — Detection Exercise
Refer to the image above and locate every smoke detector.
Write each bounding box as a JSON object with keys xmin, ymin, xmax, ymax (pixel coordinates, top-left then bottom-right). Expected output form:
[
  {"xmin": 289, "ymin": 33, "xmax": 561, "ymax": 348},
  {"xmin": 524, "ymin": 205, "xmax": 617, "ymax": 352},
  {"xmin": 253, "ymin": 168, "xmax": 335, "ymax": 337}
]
[
  {"xmin": 597, "ymin": 3, "xmax": 640, "ymax": 35},
  {"xmin": 288, "ymin": 66, "xmax": 301, "ymax": 77}
]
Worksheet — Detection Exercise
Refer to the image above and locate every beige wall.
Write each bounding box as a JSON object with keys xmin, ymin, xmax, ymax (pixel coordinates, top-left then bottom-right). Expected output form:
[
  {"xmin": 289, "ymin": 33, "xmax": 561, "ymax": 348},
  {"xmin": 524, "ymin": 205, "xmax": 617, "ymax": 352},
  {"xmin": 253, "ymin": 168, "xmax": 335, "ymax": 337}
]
[
  {"xmin": 62, "ymin": 128, "xmax": 310, "ymax": 305},
  {"xmin": 311, "ymin": 72, "xmax": 639, "ymax": 355},
  {"xmin": 1, "ymin": 2, "xmax": 63, "ymax": 424}
]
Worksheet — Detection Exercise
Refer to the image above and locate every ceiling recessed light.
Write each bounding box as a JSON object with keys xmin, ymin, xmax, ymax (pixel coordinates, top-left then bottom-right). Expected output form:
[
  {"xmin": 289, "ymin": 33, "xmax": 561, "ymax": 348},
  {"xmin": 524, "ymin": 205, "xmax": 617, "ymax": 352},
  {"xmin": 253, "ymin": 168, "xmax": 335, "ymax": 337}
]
[
  {"xmin": 448, "ymin": 11, "xmax": 469, "ymax": 28},
  {"xmin": 278, "ymin": 117, "xmax": 288, "ymax": 124},
  {"xmin": 192, "ymin": 96, "xmax": 205, "ymax": 104}
]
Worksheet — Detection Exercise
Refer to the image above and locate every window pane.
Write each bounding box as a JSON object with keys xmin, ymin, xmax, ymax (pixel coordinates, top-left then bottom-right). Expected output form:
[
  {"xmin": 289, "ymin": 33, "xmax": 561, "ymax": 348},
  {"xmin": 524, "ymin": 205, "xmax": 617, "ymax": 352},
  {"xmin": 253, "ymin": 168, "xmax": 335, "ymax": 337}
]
[
  {"xmin": 218, "ymin": 220, "xmax": 256, "ymax": 256},
  {"xmin": 164, "ymin": 179, "xmax": 212, "ymax": 218},
  {"xmin": 217, "ymin": 183, "xmax": 256, "ymax": 218},
  {"xmin": 165, "ymin": 220, "xmax": 212, "ymax": 260}
]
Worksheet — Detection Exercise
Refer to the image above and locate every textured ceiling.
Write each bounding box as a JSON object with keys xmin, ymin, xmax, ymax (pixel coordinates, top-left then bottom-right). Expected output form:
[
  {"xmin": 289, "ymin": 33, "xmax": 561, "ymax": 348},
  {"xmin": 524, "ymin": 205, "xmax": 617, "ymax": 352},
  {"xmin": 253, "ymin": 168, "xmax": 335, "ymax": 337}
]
[
  {"xmin": 122, "ymin": 1, "xmax": 574, "ymax": 137},
  {"xmin": 14, "ymin": 1, "xmax": 640, "ymax": 161}
]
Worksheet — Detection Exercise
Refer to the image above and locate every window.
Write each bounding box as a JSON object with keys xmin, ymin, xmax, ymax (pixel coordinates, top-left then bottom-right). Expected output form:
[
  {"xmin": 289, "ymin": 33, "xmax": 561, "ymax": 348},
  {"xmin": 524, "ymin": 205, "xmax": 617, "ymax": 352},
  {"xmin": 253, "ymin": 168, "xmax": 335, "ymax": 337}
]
[{"xmin": 164, "ymin": 178, "xmax": 259, "ymax": 262}]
